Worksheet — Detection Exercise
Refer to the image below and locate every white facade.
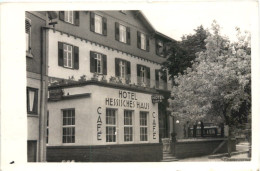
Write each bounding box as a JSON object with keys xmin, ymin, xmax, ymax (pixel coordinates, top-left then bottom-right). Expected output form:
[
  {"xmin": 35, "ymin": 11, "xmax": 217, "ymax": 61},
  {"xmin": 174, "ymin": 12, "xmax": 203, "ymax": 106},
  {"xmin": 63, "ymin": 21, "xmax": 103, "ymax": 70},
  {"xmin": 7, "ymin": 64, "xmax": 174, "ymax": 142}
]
[{"xmin": 48, "ymin": 85, "xmax": 159, "ymax": 146}]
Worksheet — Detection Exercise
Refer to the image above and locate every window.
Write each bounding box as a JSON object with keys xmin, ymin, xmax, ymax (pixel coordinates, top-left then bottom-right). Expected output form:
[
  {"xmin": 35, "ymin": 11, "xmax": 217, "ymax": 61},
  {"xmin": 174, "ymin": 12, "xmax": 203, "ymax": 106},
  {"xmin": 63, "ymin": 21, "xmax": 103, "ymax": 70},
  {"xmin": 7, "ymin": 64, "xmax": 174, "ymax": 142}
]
[
  {"xmin": 62, "ymin": 109, "xmax": 75, "ymax": 143},
  {"xmin": 27, "ymin": 87, "xmax": 38, "ymax": 115},
  {"xmin": 95, "ymin": 14, "xmax": 102, "ymax": 34},
  {"xmin": 63, "ymin": 44, "xmax": 73, "ymax": 68},
  {"xmin": 46, "ymin": 111, "xmax": 49, "ymax": 144},
  {"xmin": 106, "ymin": 108, "xmax": 117, "ymax": 142},
  {"xmin": 115, "ymin": 58, "xmax": 131, "ymax": 83},
  {"xmin": 64, "ymin": 11, "xmax": 74, "ymax": 24},
  {"xmin": 140, "ymin": 111, "xmax": 148, "ymax": 141},
  {"xmin": 90, "ymin": 12, "xmax": 107, "ymax": 36},
  {"xmin": 58, "ymin": 42, "xmax": 79, "ymax": 69},
  {"xmin": 137, "ymin": 64, "xmax": 150, "ymax": 87},
  {"xmin": 90, "ymin": 51, "xmax": 107, "ymax": 75},
  {"xmin": 155, "ymin": 69, "xmax": 167, "ymax": 89},
  {"xmin": 119, "ymin": 25, "xmax": 127, "ymax": 43},
  {"xmin": 59, "ymin": 11, "xmax": 79, "ymax": 26},
  {"xmin": 137, "ymin": 31, "xmax": 149, "ymax": 51},
  {"xmin": 156, "ymin": 40, "xmax": 164, "ymax": 57},
  {"xmin": 115, "ymin": 22, "xmax": 130, "ymax": 44},
  {"xmin": 140, "ymin": 33, "xmax": 146, "ymax": 50},
  {"xmin": 124, "ymin": 110, "xmax": 133, "ymax": 142},
  {"xmin": 25, "ymin": 18, "xmax": 31, "ymax": 53}
]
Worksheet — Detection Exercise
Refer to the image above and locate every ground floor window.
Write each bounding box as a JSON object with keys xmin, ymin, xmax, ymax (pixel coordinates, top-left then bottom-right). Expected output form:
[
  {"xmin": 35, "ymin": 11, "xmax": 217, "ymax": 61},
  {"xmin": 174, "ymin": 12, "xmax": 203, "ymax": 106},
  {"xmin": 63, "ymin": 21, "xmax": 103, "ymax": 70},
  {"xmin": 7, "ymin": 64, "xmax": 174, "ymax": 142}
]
[
  {"xmin": 124, "ymin": 110, "xmax": 133, "ymax": 142},
  {"xmin": 62, "ymin": 109, "xmax": 75, "ymax": 143},
  {"xmin": 140, "ymin": 111, "xmax": 148, "ymax": 141},
  {"xmin": 106, "ymin": 108, "xmax": 117, "ymax": 142},
  {"xmin": 27, "ymin": 140, "xmax": 37, "ymax": 162}
]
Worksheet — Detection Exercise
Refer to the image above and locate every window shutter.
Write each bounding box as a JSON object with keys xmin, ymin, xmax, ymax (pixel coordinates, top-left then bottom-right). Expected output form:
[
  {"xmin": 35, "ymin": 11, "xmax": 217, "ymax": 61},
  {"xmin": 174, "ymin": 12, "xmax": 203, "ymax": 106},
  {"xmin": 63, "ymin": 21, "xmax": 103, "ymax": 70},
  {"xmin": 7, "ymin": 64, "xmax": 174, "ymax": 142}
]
[
  {"xmin": 126, "ymin": 61, "xmax": 131, "ymax": 75},
  {"xmin": 115, "ymin": 22, "xmax": 119, "ymax": 41},
  {"xmin": 146, "ymin": 35, "xmax": 150, "ymax": 52},
  {"xmin": 102, "ymin": 54, "xmax": 107, "ymax": 75},
  {"xmin": 90, "ymin": 51, "xmax": 96, "ymax": 73},
  {"xmin": 162, "ymin": 70, "xmax": 167, "ymax": 82},
  {"xmin": 33, "ymin": 89, "xmax": 38, "ymax": 114},
  {"xmin": 156, "ymin": 40, "xmax": 159, "ymax": 55},
  {"xmin": 102, "ymin": 17, "xmax": 107, "ymax": 36},
  {"xmin": 74, "ymin": 11, "xmax": 80, "ymax": 26},
  {"xmin": 90, "ymin": 12, "xmax": 95, "ymax": 32},
  {"xmin": 137, "ymin": 31, "xmax": 141, "ymax": 49},
  {"xmin": 59, "ymin": 11, "xmax": 65, "ymax": 21},
  {"xmin": 25, "ymin": 19, "xmax": 31, "ymax": 33},
  {"xmin": 74, "ymin": 46, "xmax": 79, "ymax": 69},
  {"xmin": 115, "ymin": 58, "xmax": 120, "ymax": 77},
  {"xmin": 58, "ymin": 42, "xmax": 64, "ymax": 66},
  {"xmin": 146, "ymin": 67, "xmax": 150, "ymax": 79},
  {"xmin": 27, "ymin": 88, "xmax": 29, "ymax": 112},
  {"xmin": 137, "ymin": 64, "xmax": 141, "ymax": 77},
  {"xmin": 126, "ymin": 27, "xmax": 131, "ymax": 45},
  {"xmin": 155, "ymin": 70, "xmax": 159, "ymax": 81}
]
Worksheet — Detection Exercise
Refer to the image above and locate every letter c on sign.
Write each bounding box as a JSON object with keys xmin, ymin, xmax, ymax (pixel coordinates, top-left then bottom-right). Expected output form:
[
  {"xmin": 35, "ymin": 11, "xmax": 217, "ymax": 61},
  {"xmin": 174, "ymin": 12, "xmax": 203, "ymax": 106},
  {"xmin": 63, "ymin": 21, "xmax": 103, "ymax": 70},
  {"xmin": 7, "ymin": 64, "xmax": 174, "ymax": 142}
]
[
  {"xmin": 153, "ymin": 112, "xmax": 156, "ymax": 118},
  {"xmin": 97, "ymin": 107, "xmax": 102, "ymax": 114}
]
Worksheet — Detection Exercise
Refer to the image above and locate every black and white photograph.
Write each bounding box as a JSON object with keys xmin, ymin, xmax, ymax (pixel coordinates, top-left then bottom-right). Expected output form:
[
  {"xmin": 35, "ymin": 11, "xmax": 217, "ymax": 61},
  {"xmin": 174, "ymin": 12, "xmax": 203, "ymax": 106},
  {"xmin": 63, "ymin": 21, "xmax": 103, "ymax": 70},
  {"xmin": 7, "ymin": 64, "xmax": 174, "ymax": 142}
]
[{"xmin": 1, "ymin": 1, "xmax": 259, "ymax": 171}]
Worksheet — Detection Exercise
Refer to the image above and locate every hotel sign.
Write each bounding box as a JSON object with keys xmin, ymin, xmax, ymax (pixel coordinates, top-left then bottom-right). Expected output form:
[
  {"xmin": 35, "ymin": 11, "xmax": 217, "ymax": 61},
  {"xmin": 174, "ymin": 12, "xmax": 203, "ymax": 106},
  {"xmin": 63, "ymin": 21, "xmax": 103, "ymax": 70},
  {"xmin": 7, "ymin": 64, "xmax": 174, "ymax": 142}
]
[
  {"xmin": 105, "ymin": 90, "xmax": 150, "ymax": 110},
  {"xmin": 151, "ymin": 95, "xmax": 164, "ymax": 103}
]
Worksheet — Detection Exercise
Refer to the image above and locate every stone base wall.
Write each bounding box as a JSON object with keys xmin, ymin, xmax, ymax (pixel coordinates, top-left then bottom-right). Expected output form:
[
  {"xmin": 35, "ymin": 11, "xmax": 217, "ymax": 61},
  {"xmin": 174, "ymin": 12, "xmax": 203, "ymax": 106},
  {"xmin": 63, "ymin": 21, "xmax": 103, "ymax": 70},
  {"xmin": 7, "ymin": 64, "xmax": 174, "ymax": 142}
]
[
  {"xmin": 47, "ymin": 143, "xmax": 162, "ymax": 162},
  {"xmin": 171, "ymin": 138, "xmax": 236, "ymax": 159}
]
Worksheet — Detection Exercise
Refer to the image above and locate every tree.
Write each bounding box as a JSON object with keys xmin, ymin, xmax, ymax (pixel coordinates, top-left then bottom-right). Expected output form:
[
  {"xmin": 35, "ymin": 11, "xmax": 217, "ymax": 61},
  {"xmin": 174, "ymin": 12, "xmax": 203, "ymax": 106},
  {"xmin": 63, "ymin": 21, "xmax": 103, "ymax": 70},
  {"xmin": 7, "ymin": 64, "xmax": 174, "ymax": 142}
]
[
  {"xmin": 168, "ymin": 21, "xmax": 251, "ymax": 156},
  {"xmin": 162, "ymin": 25, "xmax": 208, "ymax": 83}
]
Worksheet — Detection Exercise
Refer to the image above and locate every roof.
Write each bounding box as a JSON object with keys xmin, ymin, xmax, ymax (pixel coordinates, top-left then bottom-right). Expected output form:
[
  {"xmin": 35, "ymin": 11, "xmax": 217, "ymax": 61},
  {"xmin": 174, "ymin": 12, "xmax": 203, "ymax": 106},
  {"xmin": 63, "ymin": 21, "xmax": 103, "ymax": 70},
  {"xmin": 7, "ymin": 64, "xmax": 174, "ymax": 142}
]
[{"xmin": 134, "ymin": 11, "xmax": 176, "ymax": 42}]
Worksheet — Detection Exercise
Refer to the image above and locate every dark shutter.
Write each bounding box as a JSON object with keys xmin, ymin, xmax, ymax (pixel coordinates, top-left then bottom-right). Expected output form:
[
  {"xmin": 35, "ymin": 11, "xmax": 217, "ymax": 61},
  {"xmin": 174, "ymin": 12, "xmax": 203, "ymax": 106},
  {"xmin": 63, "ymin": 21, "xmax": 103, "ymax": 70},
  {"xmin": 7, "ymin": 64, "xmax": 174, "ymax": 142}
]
[
  {"xmin": 74, "ymin": 11, "xmax": 80, "ymax": 26},
  {"xmin": 102, "ymin": 54, "xmax": 107, "ymax": 75},
  {"xmin": 74, "ymin": 46, "xmax": 79, "ymax": 69},
  {"xmin": 137, "ymin": 31, "xmax": 141, "ymax": 49},
  {"xmin": 59, "ymin": 11, "xmax": 65, "ymax": 21},
  {"xmin": 156, "ymin": 40, "xmax": 159, "ymax": 55},
  {"xmin": 155, "ymin": 70, "xmax": 159, "ymax": 81},
  {"xmin": 146, "ymin": 67, "xmax": 150, "ymax": 79},
  {"xmin": 115, "ymin": 58, "xmax": 120, "ymax": 77},
  {"xmin": 90, "ymin": 51, "xmax": 96, "ymax": 73},
  {"xmin": 137, "ymin": 64, "xmax": 141, "ymax": 77},
  {"xmin": 126, "ymin": 61, "xmax": 131, "ymax": 75},
  {"xmin": 27, "ymin": 88, "xmax": 29, "ymax": 112},
  {"xmin": 115, "ymin": 22, "xmax": 119, "ymax": 41},
  {"xmin": 103, "ymin": 17, "xmax": 107, "ymax": 36},
  {"xmin": 58, "ymin": 42, "xmax": 64, "ymax": 66},
  {"xmin": 90, "ymin": 12, "xmax": 95, "ymax": 32},
  {"xmin": 162, "ymin": 70, "xmax": 167, "ymax": 82},
  {"xmin": 146, "ymin": 35, "xmax": 150, "ymax": 52},
  {"xmin": 25, "ymin": 19, "xmax": 31, "ymax": 33},
  {"xmin": 126, "ymin": 27, "xmax": 131, "ymax": 45},
  {"xmin": 33, "ymin": 89, "xmax": 38, "ymax": 114}
]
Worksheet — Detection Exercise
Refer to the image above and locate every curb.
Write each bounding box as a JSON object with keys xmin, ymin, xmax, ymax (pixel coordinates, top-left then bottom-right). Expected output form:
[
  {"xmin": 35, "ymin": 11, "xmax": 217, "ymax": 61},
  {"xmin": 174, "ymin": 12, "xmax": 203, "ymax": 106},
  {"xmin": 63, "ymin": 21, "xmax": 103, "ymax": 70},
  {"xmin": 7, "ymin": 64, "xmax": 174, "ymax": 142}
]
[{"xmin": 208, "ymin": 151, "xmax": 249, "ymax": 159}]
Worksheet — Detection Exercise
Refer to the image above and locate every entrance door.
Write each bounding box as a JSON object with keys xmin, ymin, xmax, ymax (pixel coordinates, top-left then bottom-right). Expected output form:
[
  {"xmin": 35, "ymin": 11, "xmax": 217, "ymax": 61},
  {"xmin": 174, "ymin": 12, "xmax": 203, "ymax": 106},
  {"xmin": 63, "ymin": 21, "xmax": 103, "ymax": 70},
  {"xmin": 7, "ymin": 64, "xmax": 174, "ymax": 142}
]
[
  {"xmin": 27, "ymin": 140, "xmax": 37, "ymax": 162},
  {"xmin": 161, "ymin": 138, "xmax": 171, "ymax": 152}
]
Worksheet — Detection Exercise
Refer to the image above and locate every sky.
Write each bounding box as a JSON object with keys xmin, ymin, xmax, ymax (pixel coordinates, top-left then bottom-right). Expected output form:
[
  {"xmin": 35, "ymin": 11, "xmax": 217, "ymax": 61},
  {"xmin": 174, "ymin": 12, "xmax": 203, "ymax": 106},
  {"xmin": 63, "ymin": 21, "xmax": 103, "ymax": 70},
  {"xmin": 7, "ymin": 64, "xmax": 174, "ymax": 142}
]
[{"xmin": 142, "ymin": 1, "xmax": 256, "ymax": 41}]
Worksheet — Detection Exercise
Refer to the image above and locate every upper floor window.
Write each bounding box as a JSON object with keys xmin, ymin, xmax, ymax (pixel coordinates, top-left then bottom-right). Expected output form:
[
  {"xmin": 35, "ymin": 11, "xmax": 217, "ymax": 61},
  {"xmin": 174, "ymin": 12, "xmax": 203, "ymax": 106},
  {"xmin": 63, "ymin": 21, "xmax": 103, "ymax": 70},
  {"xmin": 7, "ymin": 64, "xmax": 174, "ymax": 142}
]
[
  {"xmin": 137, "ymin": 64, "xmax": 150, "ymax": 87},
  {"xmin": 64, "ymin": 11, "xmax": 74, "ymax": 24},
  {"xmin": 156, "ymin": 39, "xmax": 164, "ymax": 57},
  {"xmin": 62, "ymin": 109, "xmax": 75, "ymax": 143},
  {"xmin": 58, "ymin": 42, "xmax": 79, "ymax": 69},
  {"xmin": 155, "ymin": 69, "xmax": 168, "ymax": 89},
  {"xmin": 59, "ymin": 11, "xmax": 79, "ymax": 26},
  {"xmin": 90, "ymin": 12, "xmax": 107, "ymax": 36},
  {"xmin": 115, "ymin": 58, "xmax": 131, "ymax": 80},
  {"xmin": 137, "ymin": 31, "xmax": 149, "ymax": 51},
  {"xmin": 25, "ymin": 18, "xmax": 31, "ymax": 53},
  {"xmin": 90, "ymin": 51, "xmax": 107, "ymax": 75},
  {"xmin": 27, "ymin": 87, "xmax": 38, "ymax": 115},
  {"xmin": 115, "ymin": 22, "xmax": 130, "ymax": 44}
]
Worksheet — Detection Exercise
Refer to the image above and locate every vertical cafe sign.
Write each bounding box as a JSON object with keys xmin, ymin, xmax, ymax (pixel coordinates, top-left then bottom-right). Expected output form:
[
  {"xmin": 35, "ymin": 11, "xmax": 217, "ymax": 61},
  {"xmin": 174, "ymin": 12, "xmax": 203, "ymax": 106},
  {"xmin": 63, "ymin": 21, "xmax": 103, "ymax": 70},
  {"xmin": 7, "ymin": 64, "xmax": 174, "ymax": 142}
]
[{"xmin": 97, "ymin": 107, "xmax": 102, "ymax": 140}]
